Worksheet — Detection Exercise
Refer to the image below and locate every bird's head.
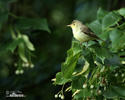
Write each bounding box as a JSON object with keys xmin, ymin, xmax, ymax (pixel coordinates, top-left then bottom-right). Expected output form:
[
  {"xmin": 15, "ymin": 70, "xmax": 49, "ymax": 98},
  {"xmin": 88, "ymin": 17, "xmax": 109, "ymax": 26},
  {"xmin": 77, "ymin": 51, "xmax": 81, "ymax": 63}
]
[{"xmin": 67, "ymin": 20, "xmax": 82, "ymax": 31}]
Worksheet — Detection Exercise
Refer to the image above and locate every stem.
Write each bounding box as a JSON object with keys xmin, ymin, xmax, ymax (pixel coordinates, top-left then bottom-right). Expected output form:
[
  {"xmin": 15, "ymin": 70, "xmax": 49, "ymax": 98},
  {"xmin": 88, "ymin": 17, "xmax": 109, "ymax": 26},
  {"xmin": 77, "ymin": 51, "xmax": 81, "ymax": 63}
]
[
  {"xmin": 10, "ymin": 26, "xmax": 16, "ymax": 39},
  {"xmin": 61, "ymin": 84, "xmax": 65, "ymax": 96}
]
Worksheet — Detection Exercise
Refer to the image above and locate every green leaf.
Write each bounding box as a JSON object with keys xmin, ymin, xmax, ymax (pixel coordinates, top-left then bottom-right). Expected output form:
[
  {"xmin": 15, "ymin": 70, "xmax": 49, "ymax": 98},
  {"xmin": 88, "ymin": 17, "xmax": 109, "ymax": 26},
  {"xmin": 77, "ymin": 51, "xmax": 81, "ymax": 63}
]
[
  {"xmin": 0, "ymin": 38, "xmax": 23, "ymax": 56},
  {"xmin": 102, "ymin": 12, "xmax": 121, "ymax": 30},
  {"xmin": 61, "ymin": 41, "xmax": 81, "ymax": 79},
  {"xmin": 97, "ymin": 8, "xmax": 108, "ymax": 21},
  {"xmin": 90, "ymin": 44, "xmax": 111, "ymax": 62},
  {"xmin": 7, "ymin": 38, "xmax": 23, "ymax": 53},
  {"xmin": 72, "ymin": 76, "xmax": 84, "ymax": 89},
  {"xmin": 118, "ymin": 23, "xmax": 125, "ymax": 30},
  {"xmin": 61, "ymin": 52, "xmax": 80, "ymax": 79},
  {"xmin": 15, "ymin": 17, "xmax": 51, "ymax": 33},
  {"xmin": 112, "ymin": 86, "xmax": 125, "ymax": 98},
  {"xmin": 53, "ymin": 8, "xmax": 125, "ymax": 99},
  {"xmin": 74, "ymin": 89, "xmax": 91, "ymax": 99},
  {"xmin": 104, "ymin": 55, "xmax": 121, "ymax": 67},
  {"xmin": 22, "ymin": 35, "xmax": 35, "ymax": 51},
  {"xmin": 109, "ymin": 29, "xmax": 125, "ymax": 51},
  {"xmin": 82, "ymin": 48, "xmax": 95, "ymax": 68},
  {"xmin": 88, "ymin": 20, "xmax": 102, "ymax": 36},
  {"xmin": 72, "ymin": 41, "xmax": 82, "ymax": 55},
  {"xmin": 104, "ymin": 86, "xmax": 125, "ymax": 99},
  {"xmin": 75, "ymin": 61, "xmax": 89, "ymax": 76},
  {"xmin": 99, "ymin": 30, "xmax": 110, "ymax": 40},
  {"xmin": 18, "ymin": 43, "xmax": 28, "ymax": 62},
  {"xmin": 54, "ymin": 72, "xmax": 70, "ymax": 85},
  {"xmin": 118, "ymin": 8, "xmax": 125, "ymax": 17},
  {"xmin": 103, "ymin": 87, "xmax": 118, "ymax": 99}
]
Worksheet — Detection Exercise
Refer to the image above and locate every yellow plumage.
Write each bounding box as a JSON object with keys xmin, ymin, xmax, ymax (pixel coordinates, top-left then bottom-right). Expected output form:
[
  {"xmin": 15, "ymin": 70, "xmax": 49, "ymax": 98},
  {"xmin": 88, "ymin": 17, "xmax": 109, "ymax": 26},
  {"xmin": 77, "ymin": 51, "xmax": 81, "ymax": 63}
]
[{"xmin": 67, "ymin": 20, "xmax": 100, "ymax": 42}]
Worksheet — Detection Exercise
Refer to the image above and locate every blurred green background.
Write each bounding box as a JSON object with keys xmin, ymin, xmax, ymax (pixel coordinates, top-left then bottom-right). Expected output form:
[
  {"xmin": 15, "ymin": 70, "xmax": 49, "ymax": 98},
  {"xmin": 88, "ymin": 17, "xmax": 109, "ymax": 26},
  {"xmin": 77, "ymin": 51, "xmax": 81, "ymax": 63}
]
[{"xmin": 0, "ymin": 0, "xmax": 125, "ymax": 100}]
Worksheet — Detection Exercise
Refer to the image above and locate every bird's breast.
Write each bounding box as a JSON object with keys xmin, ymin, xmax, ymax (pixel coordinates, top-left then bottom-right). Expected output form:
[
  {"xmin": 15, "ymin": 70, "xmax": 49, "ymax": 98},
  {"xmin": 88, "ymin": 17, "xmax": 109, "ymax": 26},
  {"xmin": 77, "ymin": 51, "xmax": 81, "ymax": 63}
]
[{"xmin": 73, "ymin": 30, "xmax": 90, "ymax": 42}]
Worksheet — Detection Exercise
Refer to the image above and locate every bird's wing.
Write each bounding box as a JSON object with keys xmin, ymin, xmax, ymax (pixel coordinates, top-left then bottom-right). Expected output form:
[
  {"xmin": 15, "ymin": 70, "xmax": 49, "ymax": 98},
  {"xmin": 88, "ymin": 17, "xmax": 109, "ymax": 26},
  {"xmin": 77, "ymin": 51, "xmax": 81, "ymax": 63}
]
[{"xmin": 81, "ymin": 25, "xmax": 100, "ymax": 39}]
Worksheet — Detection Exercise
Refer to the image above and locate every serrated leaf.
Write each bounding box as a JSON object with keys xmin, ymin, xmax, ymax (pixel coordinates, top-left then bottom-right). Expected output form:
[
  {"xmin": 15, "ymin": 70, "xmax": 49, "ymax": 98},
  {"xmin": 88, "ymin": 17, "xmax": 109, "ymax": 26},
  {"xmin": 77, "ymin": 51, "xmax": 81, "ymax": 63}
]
[
  {"xmin": 72, "ymin": 41, "xmax": 82, "ymax": 55},
  {"xmin": 88, "ymin": 20, "xmax": 102, "ymax": 36},
  {"xmin": 61, "ymin": 41, "xmax": 82, "ymax": 79},
  {"xmin": 74, "ymin": 89, "xmax": 91, "ymax": 99},
  {"xmin": 18, "ymin": 43, "xmax": 27, "ymax": 62},
  {"xmin": 102, "ymin": 12, "xmax": 121, "ymax": 30},
  {"xmin": 15, "ymin": 17, "xmax": 51, "ymax": 33},
  {"xmin": 118, "ymin": 8, "xmax": 125, "ymax": 17},
  {"xmin": 112, "ymin": 86, "xmax": 125, "ymax": 98},
  {"xmin": 61, "ymin": 44, "xmax": 81, "ymax": 78},
  {"xmin": 90, "ymin": 44, "xmax": 111, "ymax": 62},
  {"xmin": 97, "ymin": 8, "xmax": 108, "ymax": 21},
  {"xmin": 72, "ymin": 76, "xmax": 84, "ymax": 89},
  {"xmin": 61, "ymin": 52, "xmax": 80, "ymax": 79},
  {"xmin": 99, "ymin": 30, "xmax": 110, "ymax": 40},
  {"xmin": 22, "ymin": 34, "xmax": 35, "ymax": 51},
  {"xmin": 109, "ymin": 29, "xmax": 125, "ymax": 51},
  {"xmin": 54, "ymin": 72, "xmax": 70, "ymax": 85},
  {"xmin": 104, "ymin": 86, "xmax": 125, "ymax": 99},
  {"xmin": 103, "ymin": 87, "xmax": 118, "ymax": 99},
  {"xmin": 75, "ymin": 61, "xmax": 89, "ymax": 76}
]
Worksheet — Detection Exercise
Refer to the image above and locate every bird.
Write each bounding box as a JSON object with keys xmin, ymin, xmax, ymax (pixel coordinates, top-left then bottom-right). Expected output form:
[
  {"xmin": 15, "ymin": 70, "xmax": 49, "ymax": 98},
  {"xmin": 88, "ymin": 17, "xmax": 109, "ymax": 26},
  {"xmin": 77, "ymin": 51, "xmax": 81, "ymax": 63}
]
[{"xmin": 67, "ymin": 20, "xmax": 101, "ymax": 43}]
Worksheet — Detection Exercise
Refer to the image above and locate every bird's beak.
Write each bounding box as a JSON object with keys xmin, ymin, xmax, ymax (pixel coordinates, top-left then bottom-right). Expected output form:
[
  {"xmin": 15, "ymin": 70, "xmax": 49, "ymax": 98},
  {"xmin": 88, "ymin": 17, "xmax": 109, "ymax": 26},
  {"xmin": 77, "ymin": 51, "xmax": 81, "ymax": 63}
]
[{"xmin": 67, "ymin": 24, "xmax": 72, "ymax": 27}]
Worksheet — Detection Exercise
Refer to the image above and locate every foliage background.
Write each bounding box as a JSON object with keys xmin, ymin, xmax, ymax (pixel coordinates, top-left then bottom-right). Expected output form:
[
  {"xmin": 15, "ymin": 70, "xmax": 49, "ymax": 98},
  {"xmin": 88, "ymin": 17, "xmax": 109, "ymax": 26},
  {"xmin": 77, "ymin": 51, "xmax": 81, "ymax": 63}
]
[{"xmin": 0, "ymin": 0, "xmax": 125, "ymax": 100}]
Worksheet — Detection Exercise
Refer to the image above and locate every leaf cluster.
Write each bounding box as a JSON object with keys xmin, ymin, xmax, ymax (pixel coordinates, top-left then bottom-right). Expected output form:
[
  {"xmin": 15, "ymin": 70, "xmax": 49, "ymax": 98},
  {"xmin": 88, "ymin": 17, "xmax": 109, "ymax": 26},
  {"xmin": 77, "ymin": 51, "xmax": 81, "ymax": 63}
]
[
  {"xmin": 0, "ymin": 0, "xmax": 50, "ymax": 74},
  {"xmin": 53, "ymin": 8, "xmax": 125, "ymax": 100}
]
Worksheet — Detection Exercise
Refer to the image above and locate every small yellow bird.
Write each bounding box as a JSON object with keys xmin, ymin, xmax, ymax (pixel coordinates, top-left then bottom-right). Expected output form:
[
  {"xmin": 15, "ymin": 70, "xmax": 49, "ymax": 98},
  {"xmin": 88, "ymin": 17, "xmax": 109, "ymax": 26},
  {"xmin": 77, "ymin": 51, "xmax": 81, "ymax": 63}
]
[{"xmin": 67, "ymin": 20, "xmax": 100, "ymax": 42}]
